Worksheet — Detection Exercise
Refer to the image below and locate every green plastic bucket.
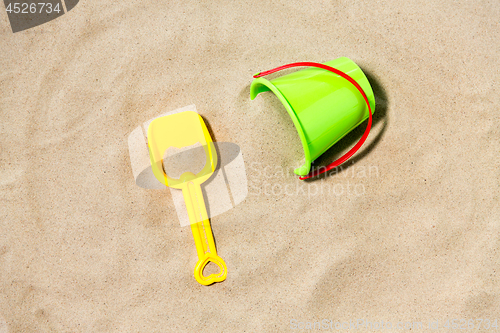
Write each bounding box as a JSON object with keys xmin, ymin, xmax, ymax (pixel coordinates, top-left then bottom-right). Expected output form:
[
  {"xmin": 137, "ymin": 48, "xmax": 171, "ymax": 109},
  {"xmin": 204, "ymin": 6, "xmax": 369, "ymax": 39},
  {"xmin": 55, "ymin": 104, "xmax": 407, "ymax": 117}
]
[{"xmin": 250, "ymin": 57, "xmax": 375, "ymax": 177}]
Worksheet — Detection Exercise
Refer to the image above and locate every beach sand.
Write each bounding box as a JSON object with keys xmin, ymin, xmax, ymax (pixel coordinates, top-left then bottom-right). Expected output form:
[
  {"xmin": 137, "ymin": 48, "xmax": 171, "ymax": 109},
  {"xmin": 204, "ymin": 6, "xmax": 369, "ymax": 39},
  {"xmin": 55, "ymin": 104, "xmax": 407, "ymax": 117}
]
[{"xmin": 0, "ymin": 0, "xmax": 499, "ymax": 331}]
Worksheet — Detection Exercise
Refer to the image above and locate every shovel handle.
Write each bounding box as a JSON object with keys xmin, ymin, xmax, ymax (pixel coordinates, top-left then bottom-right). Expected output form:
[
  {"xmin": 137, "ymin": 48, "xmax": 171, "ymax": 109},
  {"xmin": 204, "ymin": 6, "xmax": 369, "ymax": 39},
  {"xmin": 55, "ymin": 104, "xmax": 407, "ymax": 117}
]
[
  {"xmin": 183, "ymin": 182, "xmax": 227, "ymax": 285},
  {"xmin": 192, "ymin": 223, "xmax": 227, "ymax": 286}
]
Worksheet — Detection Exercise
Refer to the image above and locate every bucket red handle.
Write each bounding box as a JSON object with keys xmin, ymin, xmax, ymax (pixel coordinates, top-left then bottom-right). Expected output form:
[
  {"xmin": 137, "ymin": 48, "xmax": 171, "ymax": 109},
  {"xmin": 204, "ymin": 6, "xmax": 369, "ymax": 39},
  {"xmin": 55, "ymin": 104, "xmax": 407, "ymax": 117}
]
[{"xmin": 254, "ymin": 62, "xmax": 373, "ymax": 180}]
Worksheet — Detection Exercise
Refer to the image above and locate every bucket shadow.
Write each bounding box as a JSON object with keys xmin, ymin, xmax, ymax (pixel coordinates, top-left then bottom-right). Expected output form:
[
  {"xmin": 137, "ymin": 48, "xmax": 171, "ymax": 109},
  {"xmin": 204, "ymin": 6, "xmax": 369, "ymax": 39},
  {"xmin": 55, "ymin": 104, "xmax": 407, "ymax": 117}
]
[{"xmin": 303, "ymin": 69, "xmax": 389, "ymax": 182}]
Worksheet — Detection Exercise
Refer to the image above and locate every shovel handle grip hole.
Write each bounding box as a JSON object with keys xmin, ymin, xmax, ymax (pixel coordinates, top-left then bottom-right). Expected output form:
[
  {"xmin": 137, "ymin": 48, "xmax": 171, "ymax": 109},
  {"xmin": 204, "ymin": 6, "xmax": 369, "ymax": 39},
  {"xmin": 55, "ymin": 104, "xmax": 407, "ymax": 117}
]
[{"xmin": 194, "ymin": 253, "xmax": 227, "ymax": 286}]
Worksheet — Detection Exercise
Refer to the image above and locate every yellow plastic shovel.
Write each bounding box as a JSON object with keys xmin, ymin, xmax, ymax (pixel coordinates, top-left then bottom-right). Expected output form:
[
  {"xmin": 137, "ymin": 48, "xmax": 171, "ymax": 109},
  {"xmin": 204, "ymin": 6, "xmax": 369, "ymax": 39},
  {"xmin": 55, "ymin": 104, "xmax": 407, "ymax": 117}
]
[{"xmin": 147, "ymin": 111, "xmax": 227, "ymax": 285}]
